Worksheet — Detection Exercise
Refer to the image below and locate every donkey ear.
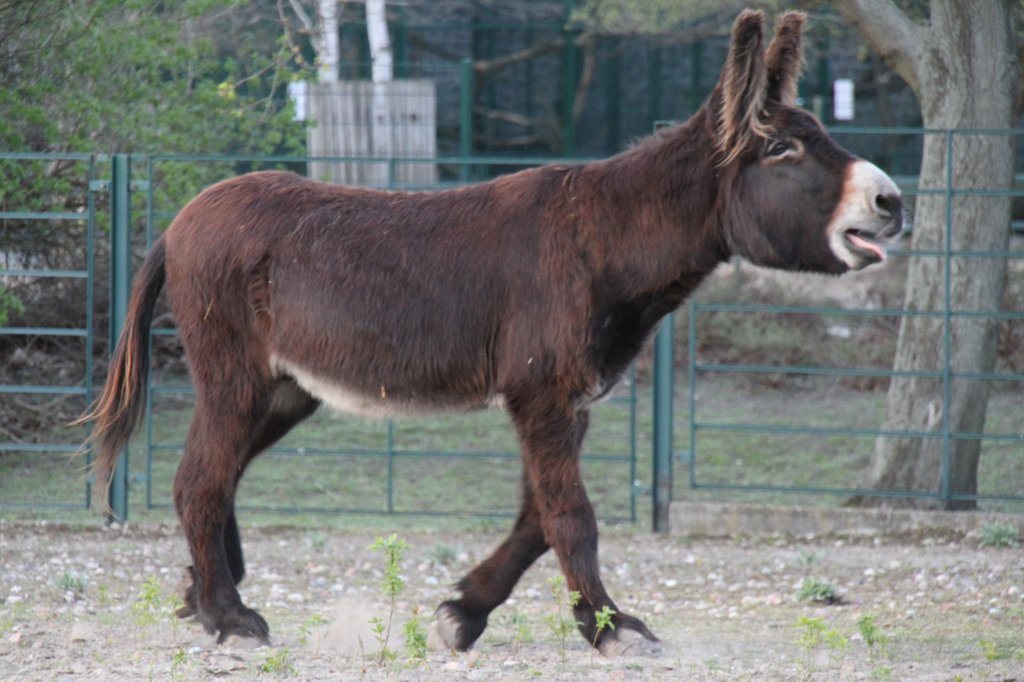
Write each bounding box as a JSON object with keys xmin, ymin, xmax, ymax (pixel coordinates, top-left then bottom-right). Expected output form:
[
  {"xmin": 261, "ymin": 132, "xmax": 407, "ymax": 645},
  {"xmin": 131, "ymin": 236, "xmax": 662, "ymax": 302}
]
[
  {"xmin": 765, "ymin": 12, "xmax": 807, "ymax": 105},
  {"xmin": 716, "ymin": 10, "xmax": 769, "ymax": 164}
]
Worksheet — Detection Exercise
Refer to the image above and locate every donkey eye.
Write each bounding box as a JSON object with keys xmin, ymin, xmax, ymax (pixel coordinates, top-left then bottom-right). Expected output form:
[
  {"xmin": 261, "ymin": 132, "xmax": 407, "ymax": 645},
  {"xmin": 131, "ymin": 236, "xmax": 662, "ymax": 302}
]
[{"xmin": 765, "ymin": 139, "xmax": 793, "ymax": 158}]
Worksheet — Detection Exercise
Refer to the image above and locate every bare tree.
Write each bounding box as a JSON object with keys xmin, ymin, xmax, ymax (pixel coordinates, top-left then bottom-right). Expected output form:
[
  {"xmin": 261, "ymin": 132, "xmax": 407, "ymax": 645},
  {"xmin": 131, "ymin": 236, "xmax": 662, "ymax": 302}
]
[{"xmin": 835, "ymin": 0, "xmax": 1022, "ymax": 509}]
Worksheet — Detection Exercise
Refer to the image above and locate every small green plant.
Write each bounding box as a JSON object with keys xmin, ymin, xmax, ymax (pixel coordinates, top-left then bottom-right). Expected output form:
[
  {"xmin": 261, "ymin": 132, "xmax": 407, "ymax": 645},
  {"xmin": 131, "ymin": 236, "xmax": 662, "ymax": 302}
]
[
  {"xmin": 258, "ymin": 646, "xmax": 295, "ymax": 675},
  {"xmin": 507, "ymin": 611, "xmax": 533, "ymax": 657},
  {"xmin": 857, "ymin": 614, "xmax": 892, "ymax": 679},
  {"xmin": 545, "ymin": 575, "xmax": 581, "ymax": 662},
  {"xmin": 403, "ymin": 605, "xmax": 428, "ymax": 663},
  {"xmin": 368, "ymin": 533, "xmax": 409, "ymax": 667},
  {"xmin": 590, "ymin": 605, "xmax": 616, "ymax": 664},
  {"xmin": 798, "ymin": 577, "xmax": 842, "ymax": 604},
  {"xmin": 170, "ymin": 647, "xmax": 188, "ymax": 679},
  {"xmin": 798, "ymin": 548, "xmax": 821, "ymax": 568},
  {"xmin": 0, "ymin": 287, "xmax": 24, "ymax": 326},
  {"xmin": 133, "ymin": 576, "xmax": 172, "ymax": 626},
  {"xmin": 795, "ymin": 616, "xmax": 848, "ymax": 681},
  {"xmin": 307, "ymin": 531, "xmax": 328, "ymax": 552},
  {"xmin": 980, "ymin": 523, "xmax": 1020, "ymax": 548},
  {"xmin": 369, "ymin": 616, "xmax": 398, "ymax": 666},
  {"xmin": 429, "ymin": 543, "xmax": 458, "ymax": 566},
  {"xmin": 298, "ymin": 613, "xmax": 327, "ymax": 652},
  {"xmin": 978, "ymin": 638, "xmax": 1009, "ymax": 661},
  {"xmin": 57, "ymin": 571, "xmax": 88, "ymax": 600}
]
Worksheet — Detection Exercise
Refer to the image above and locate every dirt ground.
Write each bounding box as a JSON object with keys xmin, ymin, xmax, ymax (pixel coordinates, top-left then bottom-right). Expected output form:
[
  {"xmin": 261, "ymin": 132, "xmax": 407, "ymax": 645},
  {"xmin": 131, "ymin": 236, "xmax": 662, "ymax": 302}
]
[{"xmin": 1, "ymin": 519, "xmax": 1022, "ymax": 681}]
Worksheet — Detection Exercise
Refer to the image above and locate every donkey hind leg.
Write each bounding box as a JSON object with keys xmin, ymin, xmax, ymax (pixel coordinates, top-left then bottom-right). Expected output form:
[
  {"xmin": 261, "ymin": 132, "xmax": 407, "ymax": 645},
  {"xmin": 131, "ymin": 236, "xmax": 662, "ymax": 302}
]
[
  {"xmin": 431, "ymin": 471, "xmax": 549, "ymax": 651},
  {"xmin": 222, "ymin": 379, "xmax": 318, "ymax": 586},
  {"xmin": 174, "ymin": 378, "xmax": 317, "ymax": 642},
  {"xmin": 512, "ymin": 401, "xmax": 660, "ymax": 657}
]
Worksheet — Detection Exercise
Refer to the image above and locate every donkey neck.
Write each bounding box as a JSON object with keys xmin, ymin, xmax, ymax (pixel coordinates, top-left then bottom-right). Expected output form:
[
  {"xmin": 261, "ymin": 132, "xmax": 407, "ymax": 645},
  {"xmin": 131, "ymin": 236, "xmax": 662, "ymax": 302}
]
[{"xmin": 582, "ymin": 111, "xmax": 728, "ymax": 299}]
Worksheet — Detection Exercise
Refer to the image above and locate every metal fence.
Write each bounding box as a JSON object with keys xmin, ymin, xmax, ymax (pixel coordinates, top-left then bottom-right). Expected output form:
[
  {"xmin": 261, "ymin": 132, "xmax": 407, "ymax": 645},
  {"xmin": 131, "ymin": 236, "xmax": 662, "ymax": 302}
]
[
  {"xmin": 0, "ymin": 152, "xmax": 641, "ymax": 524},
  {"xmin": 653, "ymin": 127, "xmax": 1024, "ymax": 517},
  {"xmin": 2, "ymin": 128, "xmax": 1022, "ymax": 528}
]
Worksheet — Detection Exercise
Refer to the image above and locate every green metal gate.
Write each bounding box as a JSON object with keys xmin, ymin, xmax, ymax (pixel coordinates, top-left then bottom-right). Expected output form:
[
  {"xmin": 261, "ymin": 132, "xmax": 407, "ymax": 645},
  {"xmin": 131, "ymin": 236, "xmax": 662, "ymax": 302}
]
[{"xmin": 0, "ymin": 153, "xmax": 642, "ymax": 523}]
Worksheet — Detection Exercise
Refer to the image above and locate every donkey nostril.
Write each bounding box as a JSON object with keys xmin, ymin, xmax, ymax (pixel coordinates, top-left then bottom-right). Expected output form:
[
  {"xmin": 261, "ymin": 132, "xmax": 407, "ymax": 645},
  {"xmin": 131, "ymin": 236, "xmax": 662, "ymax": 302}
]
[{"xmin": 875, "ymin": 192, "xmax": 900, "ymax": 217}]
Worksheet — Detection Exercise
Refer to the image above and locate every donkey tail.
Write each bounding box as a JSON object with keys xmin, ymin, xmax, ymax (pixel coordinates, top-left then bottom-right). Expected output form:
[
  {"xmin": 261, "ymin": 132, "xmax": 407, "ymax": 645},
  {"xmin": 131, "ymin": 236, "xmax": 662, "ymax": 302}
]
[{"xmin": 75, "ymin": 234, "xmax": 167, "ymax": 512}]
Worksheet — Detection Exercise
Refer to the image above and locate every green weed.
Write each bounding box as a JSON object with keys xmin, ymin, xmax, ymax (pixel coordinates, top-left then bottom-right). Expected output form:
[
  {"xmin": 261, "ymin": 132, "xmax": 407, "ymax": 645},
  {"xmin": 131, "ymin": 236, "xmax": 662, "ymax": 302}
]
[
  {"xmin": 591, "ymin": 604, "xmax": 616, "ymax": 664},
  {"xmin": 979, "ymin": 638, "xmax": 1009, "ymax": 661},
  {"xmin": 797, "ymin": 577, "xmax": 842, "ymax": 604},
  {"xmin": 857, "ymin": 614, "xmax": 892, "ymax": 679},
  {"xmin": 132, "ymin": 576, "xmax": 174, "ymax": 626},
  {"xmin": 545, "ymin": 575, "xmax": 581, "ymax": 662},
  {"xmin": 403, "ymin": 605, "xmax": 428, "ymax": 663},
  {"xmin": 257, "ymin": 646, "xmax": 295, "ymax": 675},
  {"xmin": 429, "ymin": 543, "xmax": 458, "ymax": 566},
  {"xmin": 56, "ymin": 571, "xmax": 88, "ymax": 600},
  {"xmin": 506, "ymin": 611, "xmax": 532, "ymax": 657},
  {"xmin": 368, "ymin": 533, "xmax": 408, "ymax": 667},
  {"xmin": 795, "ymin": 615, "xmax": 848, "ymax": 681},
  {"xmin": 980, "ymin": 523, "xmax": 1020, "ymax": 548},
  {"xmin": 298, "ymin": 613, "xmax": 327, "ymax": 653}
]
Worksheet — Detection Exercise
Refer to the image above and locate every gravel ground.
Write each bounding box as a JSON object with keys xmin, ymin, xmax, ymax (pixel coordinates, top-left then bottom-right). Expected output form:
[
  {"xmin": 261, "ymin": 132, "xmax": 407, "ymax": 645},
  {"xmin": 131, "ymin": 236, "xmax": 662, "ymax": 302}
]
[{"xmin": 1, "ymin": 519, "xmax": 1022, "ymax": 681}]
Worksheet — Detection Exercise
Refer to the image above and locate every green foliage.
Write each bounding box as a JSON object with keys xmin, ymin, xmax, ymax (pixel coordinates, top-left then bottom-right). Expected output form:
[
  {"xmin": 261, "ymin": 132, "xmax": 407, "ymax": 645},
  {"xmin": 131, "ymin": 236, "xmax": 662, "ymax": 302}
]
[
  {"xmin": 857, "ymin": 614, "xmax": 892, "ymax": 679},
  {"xmin": 0, "ymin": 287, "xmax": 24, "ymax": 326},
  {"xmin": 56, "ymin": 571, "xmax": 88, "ymax": 600},
  {"xmin": 591, "ymin": 604, "xmax": 616, "ymax": 663},
  {"xmin": 0, "ymin": 0, "xmax": 306, "ymax": 157},
  {"xmin": 403, "ymin": 605, "xmax": 428, "ymax": 663},
  {"xmin": 980, "ymin": 523, "xmax": 1020, "ymax": 548},
  {"xmin": 130, "ymin": 575, "xmax": 182, "ymax": 627},
  {"xmin": 506, "ymin": 611, "xmax": 533, "ymax": 656},
  {"xmin": 545, "ymin": 575, "xmax": 582, "ymax": 662},
  {"xmin": 797, "ymin": 577, "xmax": 841, "ymax": 605},
  {"xmin": 0, "ymin": 0, "xmax": 308, "ymax": 268},
  {"xmin": 370, "ymin": 533, "xmax": 408, "ymax": 600},
  {"xmin": 257, "ymin": 646, "xmax": 295, "ymax": 675},
  {"xmin": 429, "ymin": 543, "xmax": 458, "ymax": 566},
  {"xmin": 795, "ymin": 615, "xmax": 849, "ymax": 680},
  {"xmin": 298, "ymin": 613, "xmax": 327, "ymax": 652},
  {"xmin": 368, "ymin": 533, "xmax": 409, "ymax": 667},
  {"xmin": 978, "ymin": 638, "xmax": 1009, "ymax": 662}
]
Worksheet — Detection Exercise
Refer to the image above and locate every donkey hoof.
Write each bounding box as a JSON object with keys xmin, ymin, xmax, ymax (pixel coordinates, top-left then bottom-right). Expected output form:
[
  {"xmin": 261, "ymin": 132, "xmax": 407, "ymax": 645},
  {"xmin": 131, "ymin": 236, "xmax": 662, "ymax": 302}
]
[
  {"xmin": 597, "ymin": 627, "xmax": 662, "ymax": 658},
  {"xmin": 429, "ymin": 601, "xmax": 486, "ymax": 652},
  {"xmin": 208, "ymin": 604, "xmax": 270, "ymax": 645}
]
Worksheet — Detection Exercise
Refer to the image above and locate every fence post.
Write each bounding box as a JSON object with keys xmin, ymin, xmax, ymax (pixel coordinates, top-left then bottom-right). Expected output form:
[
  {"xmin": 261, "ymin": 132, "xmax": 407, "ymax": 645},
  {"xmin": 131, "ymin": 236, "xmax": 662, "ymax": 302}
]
[
  {"xmin": 107, "ymin": 153, "xmax": 131, "ymax": 522},
  {"xmin": 651, "ymin": 314, "xmax": 674, "ymax": 532}
]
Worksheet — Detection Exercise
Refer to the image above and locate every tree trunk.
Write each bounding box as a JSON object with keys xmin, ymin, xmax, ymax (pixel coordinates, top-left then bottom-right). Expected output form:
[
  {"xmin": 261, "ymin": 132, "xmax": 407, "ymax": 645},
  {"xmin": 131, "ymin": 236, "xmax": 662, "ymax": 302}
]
[
  {"xmin": 366, "ymin": 0, "xmax": 393, "ymax": 187},
  {"xmin": 837, "ymin": 0, "xmax": 1018, "ymax": 509}
]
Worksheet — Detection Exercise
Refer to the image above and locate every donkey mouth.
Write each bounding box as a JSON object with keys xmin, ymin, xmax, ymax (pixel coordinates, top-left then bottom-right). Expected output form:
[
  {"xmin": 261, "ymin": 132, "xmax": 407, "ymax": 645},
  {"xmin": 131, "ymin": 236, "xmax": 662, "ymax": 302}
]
[{"xmin": 842, "ymin": 228, "xmax": 888, "ymax": 264}]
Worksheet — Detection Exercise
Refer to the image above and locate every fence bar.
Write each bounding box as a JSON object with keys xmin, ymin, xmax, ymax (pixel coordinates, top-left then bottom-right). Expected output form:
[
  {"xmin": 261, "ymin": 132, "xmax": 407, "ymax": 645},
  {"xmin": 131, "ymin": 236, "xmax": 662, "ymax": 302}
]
[
  {"xmin": 107, "ymin": 153, "xmax": 131, "ymax": 522},
  {"xmin": 651, "ymin": 314, "xmax": 674, "ymax": 532},
  {"xmin": 459, "ymin": 58, "xmax": 473, "ymax": 182}
]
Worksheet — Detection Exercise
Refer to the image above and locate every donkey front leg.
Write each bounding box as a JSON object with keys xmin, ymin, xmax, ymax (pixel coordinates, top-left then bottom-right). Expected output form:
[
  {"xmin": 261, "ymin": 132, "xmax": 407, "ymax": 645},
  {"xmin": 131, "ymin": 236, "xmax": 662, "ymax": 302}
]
[
  {"xmin": 510, "ymin": 400, "xmax": 660, "ymax": 656},
  {"xmin": 433, "ymin": 471, "xmax": 549, "ymax": 650},
  {"xmin": 173, "ymin": 410, "xmax": 269, "ymax": 644}
]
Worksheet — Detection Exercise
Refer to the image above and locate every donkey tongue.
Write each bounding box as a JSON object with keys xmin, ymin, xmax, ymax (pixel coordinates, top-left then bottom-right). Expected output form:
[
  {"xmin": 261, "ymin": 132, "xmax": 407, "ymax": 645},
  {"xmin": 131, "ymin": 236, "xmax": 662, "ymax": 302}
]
[{"xmin": 847, "ymin": 233, "xmax": 886, "ymax": 262}]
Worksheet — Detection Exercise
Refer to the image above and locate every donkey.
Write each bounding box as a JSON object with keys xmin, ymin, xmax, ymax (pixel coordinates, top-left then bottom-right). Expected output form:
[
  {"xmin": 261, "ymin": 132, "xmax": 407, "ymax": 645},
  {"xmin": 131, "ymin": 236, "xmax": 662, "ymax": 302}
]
[{"xmin": 81, "ymin": 10, "xmax": 901, "ymax": 655}]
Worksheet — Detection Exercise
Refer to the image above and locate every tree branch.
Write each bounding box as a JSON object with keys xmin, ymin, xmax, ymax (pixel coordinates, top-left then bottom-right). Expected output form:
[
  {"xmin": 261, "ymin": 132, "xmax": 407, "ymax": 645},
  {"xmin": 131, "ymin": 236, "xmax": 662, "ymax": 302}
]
[
  {"xmin": 832, "ymin": 0, "xmax": 923, "ymax": 94},
  {"xmin": 473, "ymin": 39, "xmax": 564, "ymax": 77}
]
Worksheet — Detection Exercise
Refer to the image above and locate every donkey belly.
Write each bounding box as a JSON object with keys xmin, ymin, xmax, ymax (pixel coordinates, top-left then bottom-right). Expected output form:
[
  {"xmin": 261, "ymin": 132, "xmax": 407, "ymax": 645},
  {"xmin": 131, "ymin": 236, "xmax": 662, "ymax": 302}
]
[{"xmin": 270, "ymin": 354, "xmax": 496, "ymax": 419}]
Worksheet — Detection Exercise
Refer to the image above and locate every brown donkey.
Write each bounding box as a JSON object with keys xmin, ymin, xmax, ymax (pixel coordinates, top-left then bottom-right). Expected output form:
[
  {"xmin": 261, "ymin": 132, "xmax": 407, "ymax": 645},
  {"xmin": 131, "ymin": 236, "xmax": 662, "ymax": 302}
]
[{"xmin": 82, "ymin": 11, "xmax": 901, "ymax": 655}]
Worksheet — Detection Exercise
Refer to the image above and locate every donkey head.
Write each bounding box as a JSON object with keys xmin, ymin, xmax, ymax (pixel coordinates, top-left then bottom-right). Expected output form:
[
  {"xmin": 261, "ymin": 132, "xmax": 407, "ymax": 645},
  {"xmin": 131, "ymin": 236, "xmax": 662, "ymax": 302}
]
[{"xmin": 711, "ymin": 11, "xmax": 902, "ymax": 274}]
